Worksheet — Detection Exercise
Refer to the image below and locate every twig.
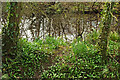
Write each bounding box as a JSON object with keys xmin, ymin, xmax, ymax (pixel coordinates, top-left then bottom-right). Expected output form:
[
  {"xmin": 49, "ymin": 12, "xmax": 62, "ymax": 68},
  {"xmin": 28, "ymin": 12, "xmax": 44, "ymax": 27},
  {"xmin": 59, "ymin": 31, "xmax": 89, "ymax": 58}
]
[{"xmin": 110, "ymin": 12, "xmax": 118, "ymax": 22}]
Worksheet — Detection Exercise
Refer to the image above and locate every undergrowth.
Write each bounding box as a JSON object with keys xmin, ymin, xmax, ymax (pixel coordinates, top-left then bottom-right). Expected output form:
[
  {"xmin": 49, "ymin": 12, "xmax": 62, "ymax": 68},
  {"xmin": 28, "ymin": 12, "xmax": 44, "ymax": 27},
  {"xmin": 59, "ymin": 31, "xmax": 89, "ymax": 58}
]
[
  {"xmin": 2, "ymin": 36, "xmax": 66, "ymax": 79},
  {"xmin": 2, "ymin": 32, "xmax": 120, "ymax": 79},
  {"xmin": 41, "ymin": 38, "xmax": 120, "ymax": 79}
]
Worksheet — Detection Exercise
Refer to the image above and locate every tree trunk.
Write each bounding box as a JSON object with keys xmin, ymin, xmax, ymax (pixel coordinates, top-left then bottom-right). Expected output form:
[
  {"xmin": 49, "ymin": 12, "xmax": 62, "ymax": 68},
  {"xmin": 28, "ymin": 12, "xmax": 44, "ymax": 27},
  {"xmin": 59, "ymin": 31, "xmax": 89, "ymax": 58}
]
[
  {"xmin": 2, "ymin": 2, "xmax": 21, "ymax": 55},
  {"xmin": 98, "ymin": 2, "xmax": 114, "ymax": 64},
  {"xmin": 117, "ymin": 4, "xmax": 120, "ymax": 54}
]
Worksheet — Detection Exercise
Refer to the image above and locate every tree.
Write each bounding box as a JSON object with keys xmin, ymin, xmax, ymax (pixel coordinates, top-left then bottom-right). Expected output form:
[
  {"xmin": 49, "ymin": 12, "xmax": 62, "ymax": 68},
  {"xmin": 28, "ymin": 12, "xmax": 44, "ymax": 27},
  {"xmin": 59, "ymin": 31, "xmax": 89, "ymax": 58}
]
[
  {"xmin": 2, "ymin": 2, "xmax": 21, "ymax": 56},
  {"xmin": 98, "ymin": 2, "xmax": 115, "ymax": 64},
  {"xmin": 117, "ymin": 3, "xmax": 120, "ymax": 54}
]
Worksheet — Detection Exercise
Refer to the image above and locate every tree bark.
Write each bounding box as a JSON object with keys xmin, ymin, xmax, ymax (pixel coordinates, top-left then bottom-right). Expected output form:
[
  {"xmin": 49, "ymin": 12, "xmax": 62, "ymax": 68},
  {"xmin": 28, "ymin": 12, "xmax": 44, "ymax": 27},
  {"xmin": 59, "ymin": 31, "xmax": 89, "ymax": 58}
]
[
  {"xmin": 98, "ymin": 2, "xmax": 114, "ymax": 64},
  {"xmin": 117, "ymin": 4, "xmax": 120, "ymax": 54},
  {"xmin": 2, "ymin": 2, "xmax": 21, "ymax": 55}
]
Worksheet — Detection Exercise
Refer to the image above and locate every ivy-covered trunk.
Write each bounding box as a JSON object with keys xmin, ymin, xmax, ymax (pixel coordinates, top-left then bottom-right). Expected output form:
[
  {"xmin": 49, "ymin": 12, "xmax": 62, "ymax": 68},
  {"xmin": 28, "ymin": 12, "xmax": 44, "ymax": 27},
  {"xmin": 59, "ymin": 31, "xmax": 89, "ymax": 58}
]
[
  {"xmin": 98, "ymin": 2, "xmax": 114, "ymax": 64},
  {"xmin": 2, "ymin": 2, "xmax": 21, "ymax": 56},
  {"xmin": 118, "ymin": 6, "xmax": 120, "ymax": 54}
]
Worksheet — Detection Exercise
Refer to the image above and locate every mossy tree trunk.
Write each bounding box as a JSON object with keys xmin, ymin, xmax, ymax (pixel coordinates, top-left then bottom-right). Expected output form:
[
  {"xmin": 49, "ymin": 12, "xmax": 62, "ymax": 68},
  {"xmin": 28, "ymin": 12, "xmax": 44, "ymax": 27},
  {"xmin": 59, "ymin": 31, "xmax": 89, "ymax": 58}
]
[
  {"xmin": 98, "ymin": 2, "xmax": 114, "ymax": 64},
  {"xmin": 2, "ymin": 2, "xmax": 21, "ymax": 56},
  {"xmin": 117, "ymin": 4, "xmax": 120, "ymax": 54}
]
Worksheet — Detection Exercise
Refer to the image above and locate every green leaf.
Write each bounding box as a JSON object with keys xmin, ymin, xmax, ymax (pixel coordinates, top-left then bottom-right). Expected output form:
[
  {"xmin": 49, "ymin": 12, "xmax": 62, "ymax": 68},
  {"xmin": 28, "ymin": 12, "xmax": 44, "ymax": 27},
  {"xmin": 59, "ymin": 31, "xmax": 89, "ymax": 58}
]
[
  {"xmin": 16, "ymin": 14, "xmax": 19, "ymax": 17},
  {"xmin": 11, "ymin": 13, "xmax": 13, "ymax": 16},
  {"xmin": 2, "ymin": 74, "xmax": 9, "ymax": 79}
]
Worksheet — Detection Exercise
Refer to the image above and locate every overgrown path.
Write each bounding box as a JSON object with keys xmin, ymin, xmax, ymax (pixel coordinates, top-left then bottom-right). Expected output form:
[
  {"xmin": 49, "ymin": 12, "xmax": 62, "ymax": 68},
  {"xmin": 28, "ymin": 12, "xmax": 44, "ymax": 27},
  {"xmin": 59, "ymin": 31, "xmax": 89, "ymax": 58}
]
[{"xmin": 34, "ymin": 45, "xmax": 73, "ymax": 78}]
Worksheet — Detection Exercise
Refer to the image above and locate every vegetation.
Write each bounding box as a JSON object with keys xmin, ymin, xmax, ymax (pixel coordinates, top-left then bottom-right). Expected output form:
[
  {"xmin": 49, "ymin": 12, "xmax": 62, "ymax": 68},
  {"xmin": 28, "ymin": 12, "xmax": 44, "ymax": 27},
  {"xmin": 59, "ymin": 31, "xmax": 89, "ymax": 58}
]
[
  {"xmin": 41, "ymin": 32, "xmax": 120, "ymax": 79},
  {"xmin": 2, "ymin": 33, "xmax": 120, "ymax": 79},
  {"xmin": 1, "ymin": 2, "xmax": 120, "ymax": 79}
]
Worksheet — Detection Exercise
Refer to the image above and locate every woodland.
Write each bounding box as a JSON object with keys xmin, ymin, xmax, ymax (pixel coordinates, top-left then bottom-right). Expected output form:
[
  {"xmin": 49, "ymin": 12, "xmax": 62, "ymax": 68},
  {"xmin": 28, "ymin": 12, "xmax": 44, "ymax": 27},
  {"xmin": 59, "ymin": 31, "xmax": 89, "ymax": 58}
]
[{"xmin": 1, "ymin": 2, "xmax": 120, "ymax": 79}]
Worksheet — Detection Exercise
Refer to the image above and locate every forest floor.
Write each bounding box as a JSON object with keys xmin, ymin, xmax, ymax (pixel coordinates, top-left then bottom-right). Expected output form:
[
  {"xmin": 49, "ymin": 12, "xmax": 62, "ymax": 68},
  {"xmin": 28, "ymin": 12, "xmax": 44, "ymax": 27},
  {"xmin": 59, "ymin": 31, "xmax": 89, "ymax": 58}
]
[{"xmin": 34, "ymin": 45, "xmax": 74, "ymax": 78}]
